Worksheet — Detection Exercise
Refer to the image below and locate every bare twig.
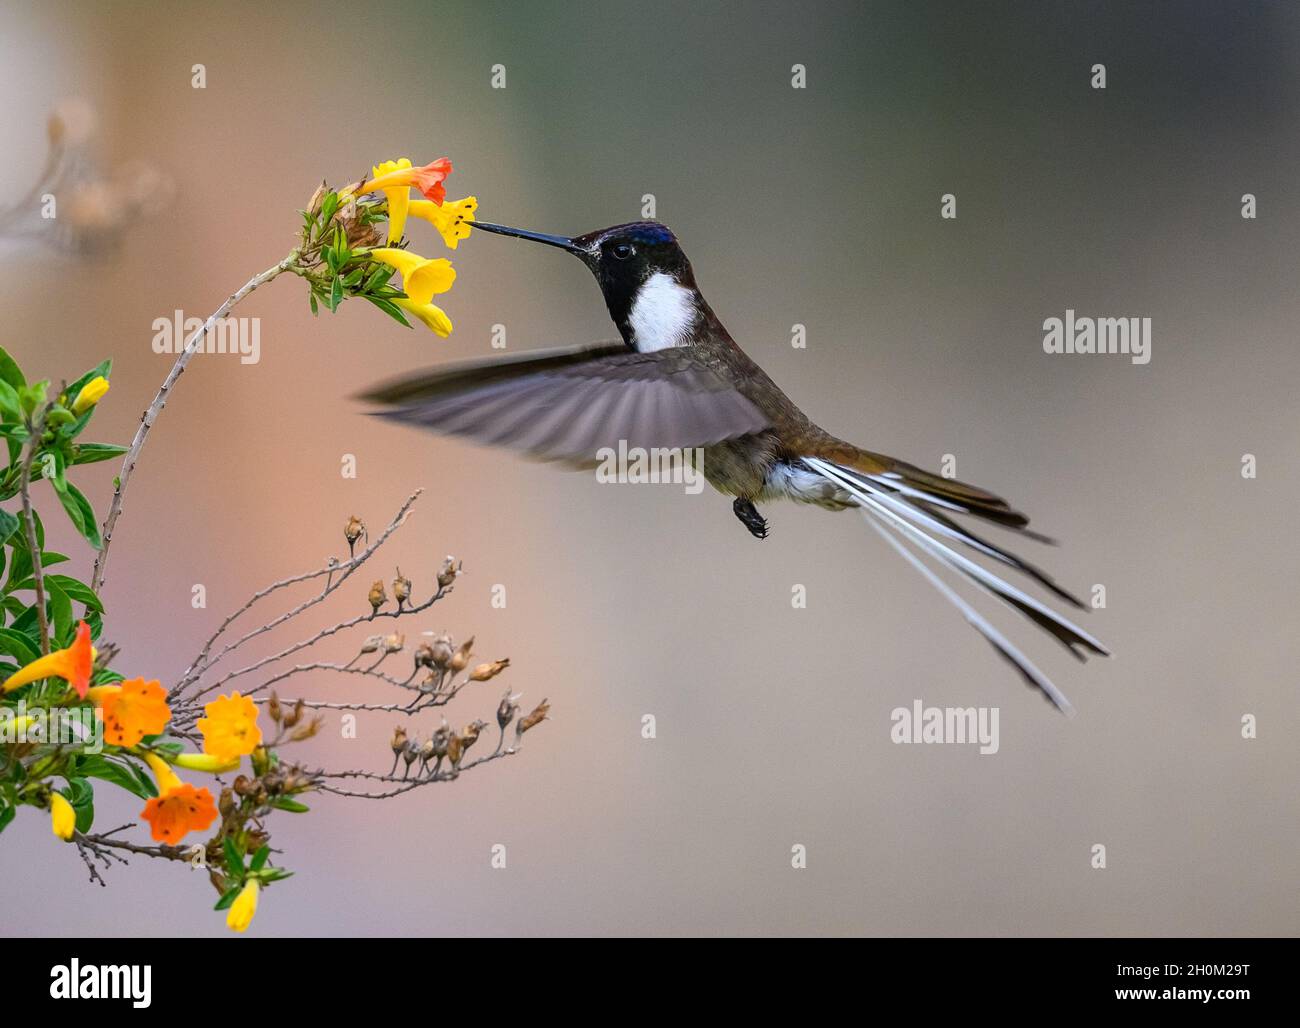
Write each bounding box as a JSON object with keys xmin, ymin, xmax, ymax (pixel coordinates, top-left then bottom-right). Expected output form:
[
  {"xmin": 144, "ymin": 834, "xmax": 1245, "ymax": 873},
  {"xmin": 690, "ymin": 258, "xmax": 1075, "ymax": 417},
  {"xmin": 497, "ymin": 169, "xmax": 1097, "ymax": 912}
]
[
  {"xmin": 173, "ymin": 490, "xmax": 423, "ymax": 695},
  {"xmin": 92, "ymin": 253, "xmax": 300, "ymax": 594}
]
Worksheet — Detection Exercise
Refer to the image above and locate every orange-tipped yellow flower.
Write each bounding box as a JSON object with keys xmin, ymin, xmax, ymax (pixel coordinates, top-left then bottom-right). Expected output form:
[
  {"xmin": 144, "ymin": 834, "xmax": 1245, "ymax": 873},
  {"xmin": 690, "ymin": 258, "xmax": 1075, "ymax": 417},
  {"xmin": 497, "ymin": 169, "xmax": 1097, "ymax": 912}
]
[
  {"xmin": 95, "ymin": 677, "xmax": 171, "ymax": 747},
  {"xmin": 408, "ymin": 196, "xmax": 477, "ymax": 249},
  {"xmin": 368, "ymin": 158, "xmax": 413, "ymax": 244},
  {"xmin": 393, "ymin": 297, "xmax": 453, "ymax": 337},
  {"xmin": 369, "ymin": 248, "xmax": 456, "ymax": 306},
  {"xmin": 71, "ymin": 375, "xmax": 110, "ymax": 414},
  {"xmin": 139, "ymin": 752, "xmax": 218, "ymax": 844},
  {"xmin": 198, "ymin": 691, "xmax": 262, "ymax": 762},
  {"xmin": 50, "ymin": 793, "xmax": 75, "ymax": 841},
  {"xmin": 3, "ymin": 621, "xmax": 96, "ymax": 698},
  {"xmin": 226, "ymin": 879, "xmax": 259, "ymax": 933},
  {"xmin": 361, "ymin": 157, "xmax": 453, "ymax": 205}
]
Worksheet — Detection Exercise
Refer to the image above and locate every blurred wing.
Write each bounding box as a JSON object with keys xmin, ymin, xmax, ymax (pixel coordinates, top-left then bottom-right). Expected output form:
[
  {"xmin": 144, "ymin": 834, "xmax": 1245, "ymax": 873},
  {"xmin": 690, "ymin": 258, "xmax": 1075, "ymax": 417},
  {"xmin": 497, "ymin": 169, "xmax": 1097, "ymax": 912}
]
[{"xmin": 359, "ymin": 342, "xmax": 771, "ymax": 466}]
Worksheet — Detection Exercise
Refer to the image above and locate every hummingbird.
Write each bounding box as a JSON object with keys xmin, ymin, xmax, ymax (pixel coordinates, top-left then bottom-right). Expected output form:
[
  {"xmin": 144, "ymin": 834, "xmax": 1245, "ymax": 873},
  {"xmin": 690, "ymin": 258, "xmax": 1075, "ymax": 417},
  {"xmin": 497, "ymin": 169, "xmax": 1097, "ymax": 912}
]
[{"xmin": 361, "ymin": 220, "xmax": 1109, "ymax": 713}]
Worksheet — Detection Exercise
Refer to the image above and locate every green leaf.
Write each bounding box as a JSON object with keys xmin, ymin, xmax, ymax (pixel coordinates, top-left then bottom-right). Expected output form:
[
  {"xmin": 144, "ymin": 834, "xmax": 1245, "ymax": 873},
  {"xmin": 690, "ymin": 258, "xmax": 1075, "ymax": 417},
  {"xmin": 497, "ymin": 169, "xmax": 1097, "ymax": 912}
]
[
  {"xmin": 0, "ymin": 380, "xmax": 20, "ymax": 421},
  {"xmin": 0, "ymin": 803, "xmax": 14, "ymax": 834},
  {"xmin": 329, "ymin": 275, "xmax": 343, "ymax": 312},
  {"xmin": 0, "ymin": 346, "xmax": 26, "ymax": 391},
  {"xmin": 0, "ymin": 509, "xmax": 18, "ymax": 546},
  {"xmin": 43, "ymin": 574, "xmax": 103, "ymax": 613},
  {"xmin": 364, "ymin": 296, "xmax": 412, "ymax": 328},
  {"xmin": 63, "ymin": 778, "xmax": 95, "ymax": 834},
  {"xmin": 223, "ymin": 836, "xmax": 244, "ymax": 877},
  {"xmin": 270, "ymin": 797, "xmax": 310, "ymax": 813},
  {"xmin": 47, "ymin": 580, "xmax": 72, "ymax": 645},
  {"xmin": 0, "ymin": 627, "xmax": 39, "ymax": 664},
  {"xmin": 214, "ymin": 886, "xmax": 241, "ymax": 912},
  {"xmin": 55, "ymin": 481, "xmax": 101, "ymax": 549},
  {"xmin": 250, "ymin": 844, "xmax": 270, "ymax": 872},
  {"xmin": 69, "ymin": 443, "xmax": 128, "ymax": 466},
  {"xmin": 78, "ymin": 756, "xmax": 156, "ymax": 801}
]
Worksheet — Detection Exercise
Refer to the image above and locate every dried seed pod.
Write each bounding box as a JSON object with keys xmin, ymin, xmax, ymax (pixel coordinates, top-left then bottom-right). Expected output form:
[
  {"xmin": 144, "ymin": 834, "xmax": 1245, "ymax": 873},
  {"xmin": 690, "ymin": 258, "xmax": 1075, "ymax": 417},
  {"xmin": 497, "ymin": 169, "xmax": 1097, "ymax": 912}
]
[
  {"xmin": 497, "ymin": 690, "xmax": 521, "ymax": 732},
  {"xmin": 469, "ymin": 658, "xmax": 510, "ymax": 682},
  {"xmin": 368, "ymin": 579, "xmax": 387, "ymax": 615},
  {"xmin": 515, "ymin": 699, "xmax": 551, "ymax": 740},
  {"xmin": 392, "ymin": 568, "xmax": 411, "ymax": 608},
  {"xmin": 429, "ymin": 633, "xmax": 455, "ymax": 670},
  {"xmin": 449, "ymin": 636, "xmax": 475, "ymax": 673},
  {"xmin": 382, "ymin": 632, "xmax": 405, "ymax": 654},
  {"xmin": 436, "ymin": 556, "xmax": 462, "ymax": 589},
  {"xmin": 344, "ymin": 515, "xmax": 366, "ymax": 557}
]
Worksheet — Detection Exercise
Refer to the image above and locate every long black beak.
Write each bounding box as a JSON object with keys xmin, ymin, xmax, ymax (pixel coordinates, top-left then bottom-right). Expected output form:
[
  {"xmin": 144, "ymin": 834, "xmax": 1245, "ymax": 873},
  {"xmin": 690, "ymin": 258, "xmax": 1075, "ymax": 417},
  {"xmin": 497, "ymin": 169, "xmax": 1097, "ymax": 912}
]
[{"xmin": 473, "ymin": 221, "xmax": 584, "ymax": 254}]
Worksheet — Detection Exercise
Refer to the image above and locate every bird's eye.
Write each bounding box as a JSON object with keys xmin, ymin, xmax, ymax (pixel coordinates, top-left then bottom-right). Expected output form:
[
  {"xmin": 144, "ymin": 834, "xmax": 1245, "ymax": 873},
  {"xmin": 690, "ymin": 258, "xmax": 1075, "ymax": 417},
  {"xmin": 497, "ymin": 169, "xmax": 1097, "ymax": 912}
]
[{"xmin": 611, "ymin": 242, "xmax": 634, "ymax": 260}]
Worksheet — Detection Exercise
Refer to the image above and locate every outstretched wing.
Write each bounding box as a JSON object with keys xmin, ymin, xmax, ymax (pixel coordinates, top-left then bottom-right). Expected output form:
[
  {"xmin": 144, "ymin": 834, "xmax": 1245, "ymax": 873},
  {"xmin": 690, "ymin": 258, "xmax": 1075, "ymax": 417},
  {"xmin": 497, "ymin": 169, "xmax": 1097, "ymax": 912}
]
[{"xmin": 359, "ymin": 343, "xmax": 771, "ymax": 466}]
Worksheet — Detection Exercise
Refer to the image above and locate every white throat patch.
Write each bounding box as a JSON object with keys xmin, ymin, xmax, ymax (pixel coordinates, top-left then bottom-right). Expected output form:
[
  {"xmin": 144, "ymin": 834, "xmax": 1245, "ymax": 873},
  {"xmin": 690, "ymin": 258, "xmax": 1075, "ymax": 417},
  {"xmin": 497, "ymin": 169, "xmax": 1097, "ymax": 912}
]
[{"xmin": 628, "ymin": 272, "xmax": 696, "ymax": 351}]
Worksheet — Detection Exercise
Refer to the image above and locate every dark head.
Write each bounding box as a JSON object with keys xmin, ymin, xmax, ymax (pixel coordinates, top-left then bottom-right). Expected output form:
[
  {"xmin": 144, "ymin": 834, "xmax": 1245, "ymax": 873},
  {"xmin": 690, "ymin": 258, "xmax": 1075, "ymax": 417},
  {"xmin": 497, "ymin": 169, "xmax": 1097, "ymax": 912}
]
[{"xmin": 473, "ymin": 220, "xmax": 705, "ymax": 351}]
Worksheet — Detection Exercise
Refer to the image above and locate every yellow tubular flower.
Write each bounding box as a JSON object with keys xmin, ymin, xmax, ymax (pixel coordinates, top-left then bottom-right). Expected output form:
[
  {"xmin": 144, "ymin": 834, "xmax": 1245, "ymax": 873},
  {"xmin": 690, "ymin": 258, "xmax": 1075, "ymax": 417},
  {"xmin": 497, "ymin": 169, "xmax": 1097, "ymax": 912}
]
[
  {"xmin": 408, "ymin": 197, "xmax": 477, "ymax": 249},
  {"xmin": 71, "ymin": 376, "xmax": 109, "ymax": 415},
  {"xmin": 173, "ymin": 752, "xmax": 240, "ymax": 773},
  {"xmin": 371, "ymin": 158, "xmax": 412, "ymax": 244},
  {"xmin": 369, "ymin": 248, "xmax": 456, "ymax": 305},
  {"xmin": 143, "ymin": 751, "xmax": 183, "ymax": 793},
  {"xmin": 393, "ymin": 297, "xmax": 453, "ymax": 337},
  {"xmin": 50, "ymin": 793, "xmax": 75, "ymax": 841},
  {"xmin": 226, "ymin": 879, "xmax": 259, "ymax": 933}
]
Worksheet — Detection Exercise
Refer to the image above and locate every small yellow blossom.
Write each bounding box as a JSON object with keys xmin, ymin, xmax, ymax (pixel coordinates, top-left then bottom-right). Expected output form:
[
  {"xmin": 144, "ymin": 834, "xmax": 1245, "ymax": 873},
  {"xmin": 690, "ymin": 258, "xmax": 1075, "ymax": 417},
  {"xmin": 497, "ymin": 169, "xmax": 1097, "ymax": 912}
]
[
  {"xmin": 370, "ymin": 158, "xmax": 412, "ymax": 244},
  {"xmin": 50, "ymin": 793, "xmax": 75, "ymax": 841},
  {"xmin": 393, "ymin": 297, "xmax": 453, "ymax": 337},
  {"xmin": 198, "ymin": 691, "xmax": 262, "ymax": 761},
  {"xmin": 226, "ymin": 879, "xmax": 259, "ymax": 933},
  {"xmin": 70, "ymin": 375, "xmax": 109, "ymax": 414},
  {"xmin": 408, "ymin": 196, "xmax": 477, "ymax": 249},
  {"xmin": 369, "ymin": 248, "xmax": 456, "ymax": 305}
]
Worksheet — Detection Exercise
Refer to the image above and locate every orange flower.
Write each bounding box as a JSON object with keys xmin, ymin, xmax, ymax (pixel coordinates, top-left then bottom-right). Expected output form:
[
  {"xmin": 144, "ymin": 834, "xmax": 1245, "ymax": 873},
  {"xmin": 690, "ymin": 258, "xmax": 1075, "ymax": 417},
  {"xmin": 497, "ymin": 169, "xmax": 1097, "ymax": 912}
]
[
  {"xmin": 96, "ymin": 678, "xmax": 171, "ymax": 747},
  {"xmin": 139, "ymin": 753, "xmax": 218, "ymax": 844},
  {"xmin": 1, "ymin": 621, "xmax": 95, "ymax": 698},
  {"xmin": 362, "ymin": 157, "xmax": 453, "ymax": 205},
  {"xmin": 198, "ymin": 691, "xmax": 262, "ymax": 761}
]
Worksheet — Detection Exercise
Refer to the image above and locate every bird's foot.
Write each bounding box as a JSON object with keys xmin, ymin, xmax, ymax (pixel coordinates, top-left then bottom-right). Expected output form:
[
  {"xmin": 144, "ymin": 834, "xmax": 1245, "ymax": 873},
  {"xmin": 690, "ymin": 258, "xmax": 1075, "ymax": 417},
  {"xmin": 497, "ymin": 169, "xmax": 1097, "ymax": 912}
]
[{"xmin": 733, "ymin": 498, "xmax": 769, "ymax": 539}]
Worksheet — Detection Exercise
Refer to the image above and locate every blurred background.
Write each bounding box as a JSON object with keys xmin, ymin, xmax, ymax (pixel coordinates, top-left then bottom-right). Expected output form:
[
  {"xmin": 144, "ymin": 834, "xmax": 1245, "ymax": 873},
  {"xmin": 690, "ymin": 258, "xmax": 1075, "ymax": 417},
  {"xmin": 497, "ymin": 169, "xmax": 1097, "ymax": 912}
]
[{"xmin": 1, "ymin": 0, "xmax": 1297, "ymax": 936}]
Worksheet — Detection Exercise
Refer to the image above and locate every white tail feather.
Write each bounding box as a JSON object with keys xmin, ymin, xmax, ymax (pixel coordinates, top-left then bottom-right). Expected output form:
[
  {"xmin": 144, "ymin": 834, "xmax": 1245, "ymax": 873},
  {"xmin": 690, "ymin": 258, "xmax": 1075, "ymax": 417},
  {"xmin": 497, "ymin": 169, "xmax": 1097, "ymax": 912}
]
[{"xmin": 802, "ymin": 456, "xmax": 1096, "ymax": 713}]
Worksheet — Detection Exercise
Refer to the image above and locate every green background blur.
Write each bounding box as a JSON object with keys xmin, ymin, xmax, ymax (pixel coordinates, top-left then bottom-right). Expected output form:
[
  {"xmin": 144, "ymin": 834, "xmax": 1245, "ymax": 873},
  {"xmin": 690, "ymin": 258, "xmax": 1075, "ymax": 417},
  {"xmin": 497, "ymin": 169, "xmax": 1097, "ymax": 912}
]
[{"xmin": 1, "ymin": 0, "xmax": 1296, "ymax": 935}]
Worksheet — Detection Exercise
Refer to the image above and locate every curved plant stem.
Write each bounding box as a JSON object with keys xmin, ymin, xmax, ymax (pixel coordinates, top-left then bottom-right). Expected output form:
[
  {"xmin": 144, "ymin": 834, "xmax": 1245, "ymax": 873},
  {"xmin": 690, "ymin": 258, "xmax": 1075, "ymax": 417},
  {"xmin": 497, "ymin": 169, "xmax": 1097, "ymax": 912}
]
[
  {"xmin": 91, "ymin": 252, "xmax": 299, "ymax": 593},
  {"xmin": 18, "ymin": 413, "xmax": 50, "ymax": 654}
]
